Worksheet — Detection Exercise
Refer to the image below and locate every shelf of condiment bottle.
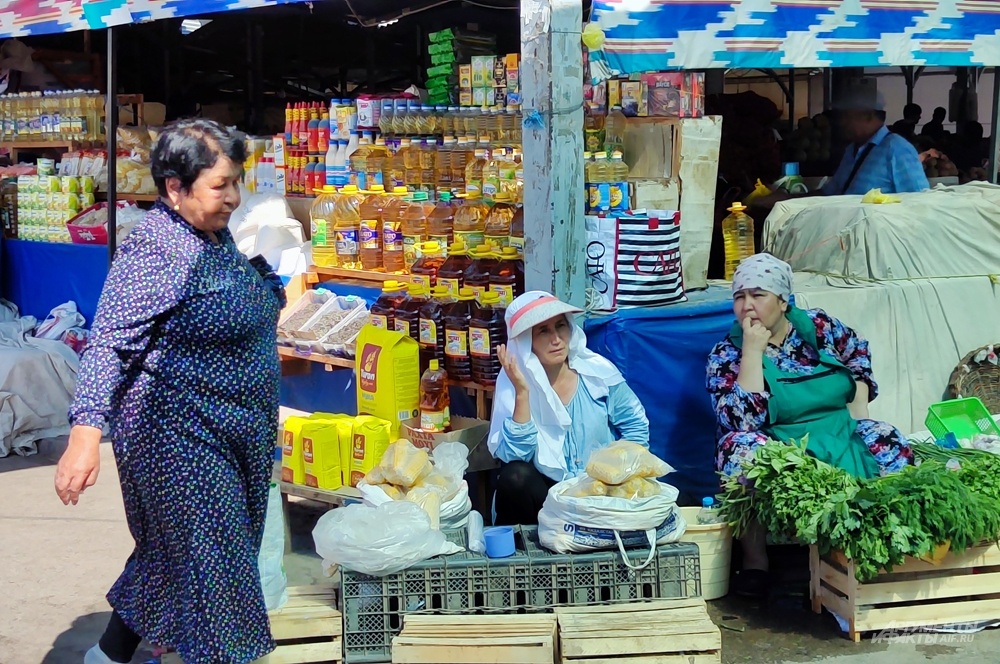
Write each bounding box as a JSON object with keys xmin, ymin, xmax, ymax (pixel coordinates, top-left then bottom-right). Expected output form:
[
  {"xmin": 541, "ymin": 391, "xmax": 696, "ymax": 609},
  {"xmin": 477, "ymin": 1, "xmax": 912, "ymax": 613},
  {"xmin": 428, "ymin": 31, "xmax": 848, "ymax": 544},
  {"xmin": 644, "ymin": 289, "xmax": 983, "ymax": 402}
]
[
  {"xmin": 309, "ymin": 265, "xmax": 412, "ymax": 284},
  {"xmin": 277, "ymin": 345, "xmax": 355, "ymax": 369},
  {"xmin": 0, "ymin": 139, "xmax": 90, "ymax": 150},
  {"xmin": 96, "ymin": 192, "xmax": 159, "ymax": 202}
]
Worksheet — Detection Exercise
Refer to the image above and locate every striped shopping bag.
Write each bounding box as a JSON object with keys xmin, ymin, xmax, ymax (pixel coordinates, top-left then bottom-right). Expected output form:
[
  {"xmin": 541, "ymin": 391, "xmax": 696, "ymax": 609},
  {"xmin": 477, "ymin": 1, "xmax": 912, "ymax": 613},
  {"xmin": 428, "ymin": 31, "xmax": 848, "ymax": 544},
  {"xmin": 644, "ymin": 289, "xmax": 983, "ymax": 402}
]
[{"xmin": 613, "ymin": 211, "xmax": 686, "ymax": 308}]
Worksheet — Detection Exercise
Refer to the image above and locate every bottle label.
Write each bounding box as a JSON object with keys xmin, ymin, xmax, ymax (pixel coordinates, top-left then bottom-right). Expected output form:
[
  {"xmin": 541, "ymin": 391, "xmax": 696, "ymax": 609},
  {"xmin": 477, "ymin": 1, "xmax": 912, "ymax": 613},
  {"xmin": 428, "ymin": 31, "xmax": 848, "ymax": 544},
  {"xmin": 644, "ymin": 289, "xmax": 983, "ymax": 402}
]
[
  {"xmin": 610, "ymin": 181, "xmax": 629, "ymax": 211},
  {"xmin": 492, "ymin": 284, "xmax": 514, "ymax": 307},
  {"xmin": 465, "ymin": 183, "xmax": 482, "ymax": 196},
  {"xmin": 403, "ymin": 235, "xmax": 423, "ymax": 267},
  {"xmin": 419, "ymin": 319, "xmax": 437, "ymax": 346},
  {"xmin": 360, "ymin": 220, "xmax": 380, "ymax": 249},
  {"xmin": 470, "ymin": 285, "xmax": 487, "ymax": 301},
  {"xmin": 470, "ymin": 326, "xmax": 491, "ymax": 357},
  {"xmin": 370, "ymin": 314, "xmax": 388, "ymax": 329},
  {"xmin": 411, "ymin": 274, "xmax": 430, "ymax": 291},
  {"xmin": 487, "ymin": 235, "xmax": 511, "ymax": 249},
  {"xmin": 383, "ymin": 223, "xmax": 403, "ymax": 251},
  {"xmin": 336, "ymin": 229, "xmax": 359, "ymax": 257},
  {"xmin": 509, "ymin": 236, "xmax": 525, "ymax": 253},
  {"xmin": 439, "ymin": 278, "xmax": 460, "ymax": 297},
  {"xmin": 311, "ymin": 218, "xmax": 328, "ymax": 246},
  {"xmin": 455, "ymin": 230, "xmax": 484, "ymax": 249},
  {"xmin": 446, "ymin": 329, "xmax": 468, "ymax": 357},
  {"xmin": 394, "ymin": 319, "xmax": 411, "ymax": 336},
  {"xmin": 420, "ymin": 406, "xmax": 450, "ymax": 432},
  {"xmin": 482, "ymin": 181, "xmax": 498, "ymax": 199}
]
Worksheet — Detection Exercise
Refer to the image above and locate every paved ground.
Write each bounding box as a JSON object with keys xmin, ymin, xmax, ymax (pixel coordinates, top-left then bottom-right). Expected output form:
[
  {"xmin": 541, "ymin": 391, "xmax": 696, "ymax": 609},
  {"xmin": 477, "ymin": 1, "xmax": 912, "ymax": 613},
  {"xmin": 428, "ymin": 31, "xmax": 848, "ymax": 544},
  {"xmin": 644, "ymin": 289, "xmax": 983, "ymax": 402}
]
[{"xmin": 3, "ymin": 443, "xmax": 999, "ymax": 663}]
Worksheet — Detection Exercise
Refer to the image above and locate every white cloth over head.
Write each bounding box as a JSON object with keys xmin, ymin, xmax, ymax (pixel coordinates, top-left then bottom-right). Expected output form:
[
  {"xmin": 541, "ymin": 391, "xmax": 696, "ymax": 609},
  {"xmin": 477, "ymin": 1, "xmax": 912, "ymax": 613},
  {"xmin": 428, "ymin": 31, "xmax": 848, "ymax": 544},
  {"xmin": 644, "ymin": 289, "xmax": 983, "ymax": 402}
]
[{"xmin": 487, "ymin": 291, "xmax": 626, "ymax": 479}]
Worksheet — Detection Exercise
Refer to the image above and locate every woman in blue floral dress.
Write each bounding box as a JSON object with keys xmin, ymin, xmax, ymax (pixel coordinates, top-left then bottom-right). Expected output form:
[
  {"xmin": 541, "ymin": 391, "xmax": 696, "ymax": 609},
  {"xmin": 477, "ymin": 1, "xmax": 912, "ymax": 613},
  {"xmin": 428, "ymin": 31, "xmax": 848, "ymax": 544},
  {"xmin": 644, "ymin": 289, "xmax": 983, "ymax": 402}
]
[
  {"xmin": 705, "ymin": 253, "xmax": 911, "ymax": 596},
  {"xmin": 55, "ymin": 119, "xmax": 286, "ymax": 664}
]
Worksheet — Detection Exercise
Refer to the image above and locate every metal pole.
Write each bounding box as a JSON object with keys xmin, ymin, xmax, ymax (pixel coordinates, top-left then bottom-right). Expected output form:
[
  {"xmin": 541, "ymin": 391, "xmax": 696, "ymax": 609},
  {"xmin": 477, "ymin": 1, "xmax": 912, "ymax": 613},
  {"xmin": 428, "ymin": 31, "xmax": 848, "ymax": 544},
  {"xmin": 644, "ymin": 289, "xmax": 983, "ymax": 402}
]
[
  {"xmin": 989, "ymin": 67, "xmax": 1000, "ymax": 184},
  {"xmin": 106, "ymin": 27, "xmax": 118, "ymax": 265}
]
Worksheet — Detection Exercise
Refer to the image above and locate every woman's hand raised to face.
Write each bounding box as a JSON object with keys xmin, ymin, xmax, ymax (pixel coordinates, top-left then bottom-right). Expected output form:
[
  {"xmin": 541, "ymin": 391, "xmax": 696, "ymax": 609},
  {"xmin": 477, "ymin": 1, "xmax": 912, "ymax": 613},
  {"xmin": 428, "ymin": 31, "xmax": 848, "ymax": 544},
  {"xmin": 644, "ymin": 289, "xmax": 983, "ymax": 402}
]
[
  {"xmin": 497, "ymin": 344, "xmax": 529, "ymax": 395},
  {"xmin": 741, "ymin": 316, "xmax": 772, "ymax": 355}
]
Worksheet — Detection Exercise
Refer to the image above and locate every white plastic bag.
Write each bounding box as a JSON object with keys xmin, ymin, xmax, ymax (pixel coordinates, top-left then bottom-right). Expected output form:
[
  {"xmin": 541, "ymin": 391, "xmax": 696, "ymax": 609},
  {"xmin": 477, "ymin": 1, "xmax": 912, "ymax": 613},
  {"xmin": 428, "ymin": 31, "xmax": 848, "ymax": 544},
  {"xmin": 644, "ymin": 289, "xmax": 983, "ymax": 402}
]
[
  {"xmin": 537, "ymin": 475, "xmax": 687, "ymax": 569},
  {"xmin": 258, "ymin": 483, "xmax": 288, "ymax": 610},
  {"xmin": 312, "ymin": 501, "xmax": 463, "ymax": 576},
  {"xmin": 34, "ymin": 301, "xmax": 85, "ymax": 340}
]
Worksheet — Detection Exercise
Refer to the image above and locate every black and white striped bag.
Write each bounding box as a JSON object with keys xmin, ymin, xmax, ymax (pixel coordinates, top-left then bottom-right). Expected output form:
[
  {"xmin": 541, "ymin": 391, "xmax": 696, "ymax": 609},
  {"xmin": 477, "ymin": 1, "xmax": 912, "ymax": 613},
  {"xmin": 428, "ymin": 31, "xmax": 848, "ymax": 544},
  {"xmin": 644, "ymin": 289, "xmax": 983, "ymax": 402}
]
[
  {"xmin": 615, "ymin": 211, "xmax": 686, "ymax": 307},
  {"xmin": 585, "ymin": 211, "xmax": 686, "ymax": 309}
]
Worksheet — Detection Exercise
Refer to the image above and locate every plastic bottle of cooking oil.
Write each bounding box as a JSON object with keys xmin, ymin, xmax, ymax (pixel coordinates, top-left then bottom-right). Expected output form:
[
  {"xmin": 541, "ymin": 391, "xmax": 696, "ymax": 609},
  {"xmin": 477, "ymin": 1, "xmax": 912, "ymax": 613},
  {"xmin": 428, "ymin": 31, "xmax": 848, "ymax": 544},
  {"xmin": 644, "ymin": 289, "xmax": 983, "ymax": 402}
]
[
  {"xmin": 482, "ymin": 148, "xmax": 503, "ymax": 203},
  {"xmin": 451, "ymin": 136, "xmax": 469, "ymax": 192},
  {"xmin": 465, "ymin": 147, "xmax": 489, "ymax": 197},
  {"xmin": 402, "ymin": 191, "xmax": 432, "ymax": 269},
  {"xmin": 382, "ymin": 187, "xmax": 411, "ymax": 273},
  {"xmin": 722, "ymin": 202, "xmax": 756, "ymax": 280},
  {"xmin": 453, "ymin": 193, "xmax": 489, "ymax": 250},
  {"xmin": 391, "ymin": 138, "xmax": 410, "ymax": 189},
  {"xmin": 419, "ymin": 138, "xmax": 437, "ymax": 194},
  {"xmin": 333, "ymin": 184, "xmax": 365, "ymax": 269},
  {"xmin": 436, "ymin": 136, "xmax": 455, "ymax": 196},
  {"xmin": 484, "ymin": 192, "xmax": 516, "ymax": 249},
  {"xmin": 404, "ymin": 137, "xmax": 422, "ymax": 191}
]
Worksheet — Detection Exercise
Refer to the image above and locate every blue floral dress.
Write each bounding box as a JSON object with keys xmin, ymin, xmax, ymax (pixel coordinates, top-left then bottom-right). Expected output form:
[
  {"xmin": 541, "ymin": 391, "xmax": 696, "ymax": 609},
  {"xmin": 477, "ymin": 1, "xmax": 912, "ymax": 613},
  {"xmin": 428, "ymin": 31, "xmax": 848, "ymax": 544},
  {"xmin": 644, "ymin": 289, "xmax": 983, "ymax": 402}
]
[
  {"xmin": 69, "ymin": 202, "xmax": 285, "ymax": 664},
  {"xmin": 706, "ymin": 308, "xmax": 912, "ymax": 479}
]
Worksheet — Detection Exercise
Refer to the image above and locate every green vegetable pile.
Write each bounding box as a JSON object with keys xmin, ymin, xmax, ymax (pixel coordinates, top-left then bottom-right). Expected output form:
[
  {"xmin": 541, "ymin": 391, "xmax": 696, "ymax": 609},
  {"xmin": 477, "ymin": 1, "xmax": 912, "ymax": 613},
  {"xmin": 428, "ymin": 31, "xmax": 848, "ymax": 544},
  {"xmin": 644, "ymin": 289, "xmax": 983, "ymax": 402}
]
[{"xmin": 719, "ymin": 439, "xmax": 1000, "ymax": 581}]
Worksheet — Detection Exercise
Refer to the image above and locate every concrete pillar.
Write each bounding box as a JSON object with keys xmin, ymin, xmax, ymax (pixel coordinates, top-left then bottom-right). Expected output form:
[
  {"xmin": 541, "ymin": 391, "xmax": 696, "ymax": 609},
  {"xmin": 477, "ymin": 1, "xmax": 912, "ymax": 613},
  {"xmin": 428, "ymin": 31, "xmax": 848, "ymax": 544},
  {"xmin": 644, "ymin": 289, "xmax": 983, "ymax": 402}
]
[{"xmin": 520, "ymin": 0, "xmax": 587, "ymax": 306}]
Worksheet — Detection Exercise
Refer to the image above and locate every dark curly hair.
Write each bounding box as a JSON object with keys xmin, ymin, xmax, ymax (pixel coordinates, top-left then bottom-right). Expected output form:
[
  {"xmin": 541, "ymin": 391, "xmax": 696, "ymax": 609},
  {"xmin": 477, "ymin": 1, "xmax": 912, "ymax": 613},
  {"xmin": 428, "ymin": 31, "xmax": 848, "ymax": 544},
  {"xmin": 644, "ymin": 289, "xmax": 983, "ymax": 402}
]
[{"xmin": 150, "ymin": 118, "xmax": 246, "ymax": 197}]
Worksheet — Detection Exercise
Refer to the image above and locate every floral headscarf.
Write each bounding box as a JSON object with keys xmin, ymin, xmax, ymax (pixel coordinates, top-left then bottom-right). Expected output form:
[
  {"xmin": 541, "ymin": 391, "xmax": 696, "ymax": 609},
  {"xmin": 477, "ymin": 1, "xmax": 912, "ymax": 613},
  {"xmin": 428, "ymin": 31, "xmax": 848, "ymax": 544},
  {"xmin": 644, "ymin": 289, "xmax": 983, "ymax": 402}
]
[{"xmin": 732, "ymin": 253, "xmax": 793, "ymax": 301}]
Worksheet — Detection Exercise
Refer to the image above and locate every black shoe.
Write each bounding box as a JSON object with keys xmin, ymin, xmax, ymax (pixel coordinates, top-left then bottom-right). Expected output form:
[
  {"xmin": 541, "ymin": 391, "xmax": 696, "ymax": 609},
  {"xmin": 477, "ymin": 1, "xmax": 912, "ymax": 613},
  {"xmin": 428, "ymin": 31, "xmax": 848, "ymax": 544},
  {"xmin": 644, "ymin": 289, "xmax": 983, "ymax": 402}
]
[{"xmin": 733, "ymin": 569, "xmax": 770, "ymax": 599}]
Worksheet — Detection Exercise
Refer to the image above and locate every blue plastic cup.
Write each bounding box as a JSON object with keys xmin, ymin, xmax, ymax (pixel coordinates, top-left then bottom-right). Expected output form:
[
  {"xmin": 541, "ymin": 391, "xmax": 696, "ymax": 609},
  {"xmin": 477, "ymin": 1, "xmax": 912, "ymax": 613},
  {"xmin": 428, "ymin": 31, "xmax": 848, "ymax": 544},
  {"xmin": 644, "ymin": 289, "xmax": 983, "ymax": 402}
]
[{"xmin": 483, "ymin": 526, "xmax": 515, "ymax": 558}]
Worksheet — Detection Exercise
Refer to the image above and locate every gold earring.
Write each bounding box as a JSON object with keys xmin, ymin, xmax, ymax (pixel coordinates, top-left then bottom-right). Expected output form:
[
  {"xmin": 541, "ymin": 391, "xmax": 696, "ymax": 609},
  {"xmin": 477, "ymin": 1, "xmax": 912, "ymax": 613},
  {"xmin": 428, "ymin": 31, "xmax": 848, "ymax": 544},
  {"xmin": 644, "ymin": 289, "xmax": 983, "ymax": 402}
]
[{"xmin": 173, "ymin": 204, "xmax": 180, "ymax": 211}]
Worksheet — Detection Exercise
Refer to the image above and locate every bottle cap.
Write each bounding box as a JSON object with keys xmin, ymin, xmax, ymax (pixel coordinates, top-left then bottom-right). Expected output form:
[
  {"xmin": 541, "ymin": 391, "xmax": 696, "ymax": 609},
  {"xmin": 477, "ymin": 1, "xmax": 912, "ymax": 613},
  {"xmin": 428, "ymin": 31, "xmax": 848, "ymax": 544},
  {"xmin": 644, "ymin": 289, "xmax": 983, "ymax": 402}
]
[
  {"xmin": 457, "ymin": 287, "xmax": 477, "ymax": 300},
  {"xmin": 315, "ymin": 184, "xmax": 338, "ymax": 195},
  {"xmin": 430, "ymin": 285, "xmax": 451, "ymax": 298},
  {"xmin": 420, "ymin": 241, "xmax": 442, "ymax": 253},
  {"xmin": 412, "ymin": 191, "xmax": 430, "ymax": 201},
  {"xmin": 392, "ymin": 186, "xmax": 410, "ymax": 195},
  {"xmin": 440, "ymin": 192, "xmax": 453, "ymax": 202},
  {"xmin": 728, "ymin": 202, "xmax": 747, "ymax": 213},
  {"xmin": 499, "ymin": 247, "xmax": 520, "ymax": 259},
  {"xmin": 382, "ymin": 280, "xmax": 408, "ymax": 292},
  {"xmin": 479, "ymin": 291, "xmax": 502, "ymax": 306},
  {"xmin": 408, "ymin": 283, "xmax": 428, "ymax": 296},
  {"xmin": 340, "ymin": 184, "xmax": 360, "ymax": 194},
  {"xmin": 367, "ymin": 184, "xmax": 386, "ymax": 194},
  {"xmin": 429, "ymin": 359, "xmax": 440, "ymax": 371},
  {"xmin": 702, "ymin": 497, "xmax": 715, "ymax": 508}
]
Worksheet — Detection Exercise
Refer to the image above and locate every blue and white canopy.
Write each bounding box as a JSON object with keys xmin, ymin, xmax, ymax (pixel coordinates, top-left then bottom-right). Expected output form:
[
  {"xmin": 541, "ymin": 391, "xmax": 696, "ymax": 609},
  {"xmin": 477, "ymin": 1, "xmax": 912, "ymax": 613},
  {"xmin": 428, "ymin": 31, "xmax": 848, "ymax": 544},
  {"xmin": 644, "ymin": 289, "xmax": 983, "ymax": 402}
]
[{"xmin": 592, "ymin": 0, "xmax": 1000, "ymax": 73}]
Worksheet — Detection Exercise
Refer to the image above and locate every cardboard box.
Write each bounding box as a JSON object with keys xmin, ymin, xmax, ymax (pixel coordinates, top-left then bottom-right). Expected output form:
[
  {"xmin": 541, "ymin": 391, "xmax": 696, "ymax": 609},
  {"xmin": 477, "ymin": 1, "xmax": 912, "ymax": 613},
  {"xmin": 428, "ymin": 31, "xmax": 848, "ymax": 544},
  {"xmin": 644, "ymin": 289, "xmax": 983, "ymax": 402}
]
[
  {"xmin": 621, "ymin": 81, "xmax": 642, "ymax": 117},
  {"xmin": 402, "ymin": 416, "xmax": 490, "ymax": 453},
  {"xmin": 471, "ymin": 56, "xmax": 495, "ymax": 87},
  {"xmin": 608, "ymin": 79, "xmax": 622, "ymax": 109},
  {"xmin": 355, "ymin": 326, "xmax": 420, "ymax": 439},
  {"xmin": 492, "ymin": 58, "xmax": 507, "ymax": 87},
  {"xmin": 473, "ymin": 87, "xmax": 497, "ymax": 106},
  {"xmin": 459, "ymin": 64, "xmax": 473, "ymax": 89},
  {"xmin": 460, "ymin": 91, "xmax": 474, "ymax": 107},
  {"xmin": 275, "ymin": 166, "xmax": 287, "ymax": 196},
  {"xmin": 641, "ymin": 72, "xmax": 685, "ymax": 117}
]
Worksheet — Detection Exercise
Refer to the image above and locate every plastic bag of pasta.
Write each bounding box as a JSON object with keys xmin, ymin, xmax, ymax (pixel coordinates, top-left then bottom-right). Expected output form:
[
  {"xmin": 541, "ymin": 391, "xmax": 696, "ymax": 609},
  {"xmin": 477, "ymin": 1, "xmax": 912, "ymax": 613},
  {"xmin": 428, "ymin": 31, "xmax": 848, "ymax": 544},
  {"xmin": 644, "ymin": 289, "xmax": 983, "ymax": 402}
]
[{"xmin": 585, "ymin": 441, "xmax": 672, "ymax": 485}]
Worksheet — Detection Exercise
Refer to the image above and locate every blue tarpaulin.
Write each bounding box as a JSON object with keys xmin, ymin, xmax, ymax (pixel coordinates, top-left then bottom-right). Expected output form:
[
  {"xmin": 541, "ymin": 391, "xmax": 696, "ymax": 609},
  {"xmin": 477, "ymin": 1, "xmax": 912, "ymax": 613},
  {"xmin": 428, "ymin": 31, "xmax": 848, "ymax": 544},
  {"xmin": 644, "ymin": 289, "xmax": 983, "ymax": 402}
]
[
  {"xmin": 592, "ymin": 0, "xmax": 1000, "ymax": 73},
  {"xmin": 584, "ymin": 287, "xmax": 735, "ymax": 504}
]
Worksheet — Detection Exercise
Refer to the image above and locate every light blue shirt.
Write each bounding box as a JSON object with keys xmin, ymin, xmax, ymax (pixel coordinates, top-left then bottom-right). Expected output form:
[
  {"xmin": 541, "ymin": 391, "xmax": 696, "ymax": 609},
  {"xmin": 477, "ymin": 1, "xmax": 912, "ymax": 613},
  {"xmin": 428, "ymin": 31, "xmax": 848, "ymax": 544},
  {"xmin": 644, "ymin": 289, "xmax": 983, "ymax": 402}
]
[
  {"xmin": 822, "ymin": 125, "xmax": 929, "ymax": 196},
  {"xmin": 494, "ymin": 380, "xmax": 650, "ymax": 481}
]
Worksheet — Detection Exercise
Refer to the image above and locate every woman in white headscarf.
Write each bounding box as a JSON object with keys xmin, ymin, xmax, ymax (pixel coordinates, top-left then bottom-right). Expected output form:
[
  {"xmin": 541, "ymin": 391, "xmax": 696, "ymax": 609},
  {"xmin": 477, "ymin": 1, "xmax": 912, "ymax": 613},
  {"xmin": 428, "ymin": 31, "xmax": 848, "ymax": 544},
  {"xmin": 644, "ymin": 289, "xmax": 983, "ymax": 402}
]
[
  {"xmin": 706, "ymin": 253, "xmax": 912, "ymax": 597},
  {"xmin": 487, "ymin": 291, "xmax": 649, "ymax": 526}
]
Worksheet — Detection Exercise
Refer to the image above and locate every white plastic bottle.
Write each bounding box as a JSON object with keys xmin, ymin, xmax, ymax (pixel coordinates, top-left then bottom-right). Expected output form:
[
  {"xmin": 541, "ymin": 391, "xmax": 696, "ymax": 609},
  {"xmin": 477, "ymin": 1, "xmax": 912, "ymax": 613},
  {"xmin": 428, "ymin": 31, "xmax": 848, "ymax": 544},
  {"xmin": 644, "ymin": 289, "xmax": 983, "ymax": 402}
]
[
  {"xmin": 325, "ymin": 137, "xmax": 340, "ymax": 186},
  {"xmin": 696, "ymin": 496, "xmax": 721, "ymax": 524}
]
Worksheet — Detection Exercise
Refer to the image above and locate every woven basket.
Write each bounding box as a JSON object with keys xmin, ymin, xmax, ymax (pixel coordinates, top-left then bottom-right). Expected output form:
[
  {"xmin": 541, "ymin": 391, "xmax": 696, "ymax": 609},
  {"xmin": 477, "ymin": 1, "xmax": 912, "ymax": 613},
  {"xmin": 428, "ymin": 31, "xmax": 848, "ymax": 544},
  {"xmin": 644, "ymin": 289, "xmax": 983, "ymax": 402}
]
[{"xmin": 947, "ymin": 344, "xmax": 1000, "ymax": 415}]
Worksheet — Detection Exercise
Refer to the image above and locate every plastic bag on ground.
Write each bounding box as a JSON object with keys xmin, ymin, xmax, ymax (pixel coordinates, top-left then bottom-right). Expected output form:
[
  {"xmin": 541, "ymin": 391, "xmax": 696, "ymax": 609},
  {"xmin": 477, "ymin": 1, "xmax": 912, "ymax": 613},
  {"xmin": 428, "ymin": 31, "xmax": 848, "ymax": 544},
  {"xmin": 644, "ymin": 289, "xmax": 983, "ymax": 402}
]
[
  {"xmin": 537, "ymin": 475, "xmax": 686, "ymax": 568},
  {"xmin": 312, "ymin": 501, "xmax": 463, "ymax": 576},
  {"xmin": 258, "ymin": 483, "xmax": 288, "ymax": 610},
  {"xmin": 585, "ymin": 440, "xmax": 673, "ymax": 485}
]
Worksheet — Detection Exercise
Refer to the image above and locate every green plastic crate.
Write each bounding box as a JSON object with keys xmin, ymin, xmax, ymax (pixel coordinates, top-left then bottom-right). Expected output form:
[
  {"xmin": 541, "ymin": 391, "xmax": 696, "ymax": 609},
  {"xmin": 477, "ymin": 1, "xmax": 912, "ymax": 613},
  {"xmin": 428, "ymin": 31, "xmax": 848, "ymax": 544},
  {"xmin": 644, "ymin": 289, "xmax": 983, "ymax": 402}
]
[{"xmin": 925, "ymin": 397, "xmax": 1000, "ymax": 441}]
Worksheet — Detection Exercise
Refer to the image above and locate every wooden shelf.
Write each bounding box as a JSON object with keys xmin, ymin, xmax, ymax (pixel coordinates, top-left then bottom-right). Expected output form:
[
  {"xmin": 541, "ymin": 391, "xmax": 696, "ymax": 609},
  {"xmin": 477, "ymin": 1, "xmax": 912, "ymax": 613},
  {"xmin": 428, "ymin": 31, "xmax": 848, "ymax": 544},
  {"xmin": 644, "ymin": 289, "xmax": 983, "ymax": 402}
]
[
  {"xmin": 280, "ymin": 479, "xmax": 363, "ymax": 505},
  {"xmin": 455, "ymin": 380, "xmax": 495, "ymax": 393},
  {"xmin": 310, "ymin": 265, "xmax": 412, "ymax": 284},
  {"xmin": 277, "ymin": 345, "xmax": 355, "ymax": 369},
  {"xmin": 96, "ymin": 192, "xmax": 159, "ymax": 203},
  {"xmin": 1, "ymin": 139, "xmax": 89, "ymax": 150}
]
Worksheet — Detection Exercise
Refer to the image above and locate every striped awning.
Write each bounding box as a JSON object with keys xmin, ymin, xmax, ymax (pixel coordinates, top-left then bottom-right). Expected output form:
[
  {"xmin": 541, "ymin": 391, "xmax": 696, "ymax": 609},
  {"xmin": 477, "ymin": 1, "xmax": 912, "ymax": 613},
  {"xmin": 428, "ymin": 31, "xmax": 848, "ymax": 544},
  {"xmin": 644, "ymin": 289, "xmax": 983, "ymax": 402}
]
[
  {"xmin": 592, "ymin": 0, "xmax": 1000, "ymax": 72},
  {"xmin": 0, "ymin": 0, "xmax": 313, "ymax": 39}
]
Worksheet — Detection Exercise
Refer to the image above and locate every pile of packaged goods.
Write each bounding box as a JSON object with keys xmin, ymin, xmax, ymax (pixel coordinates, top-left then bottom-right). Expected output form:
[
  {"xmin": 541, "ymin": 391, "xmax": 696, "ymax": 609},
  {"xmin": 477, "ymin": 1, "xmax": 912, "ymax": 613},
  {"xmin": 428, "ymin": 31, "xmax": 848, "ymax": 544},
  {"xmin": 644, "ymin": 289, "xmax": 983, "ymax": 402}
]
[
  {"xmin": 282, "ymin": 412, "xmax": 393, "ymax": 490},
  {"xmin": 277, "ymin": 289, "xmax": 369, "ymax": 358},
  {"xmin": 0, "ymin": 90, "xmax": 106, "ymax": 143},
  {"xmin": 15, "ymin": 172, "xmax": 95, "ymax": 242},
  {"xmin": 112, "ymin": 126, "xmax": 158, "ymax": 195},
  {"xmin": 564, "ymin": 441, "xmax": 672, "ymax": 499},
  {"xmin": 425, "ymin": 28, "xmax": 498, "ymax": 105}
]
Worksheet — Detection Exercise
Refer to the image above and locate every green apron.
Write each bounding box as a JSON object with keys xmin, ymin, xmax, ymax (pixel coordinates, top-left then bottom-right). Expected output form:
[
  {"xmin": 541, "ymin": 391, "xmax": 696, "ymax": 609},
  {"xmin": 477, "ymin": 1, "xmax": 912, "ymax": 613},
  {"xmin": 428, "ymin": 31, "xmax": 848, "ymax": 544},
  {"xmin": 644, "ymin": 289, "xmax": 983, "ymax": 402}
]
[{"xmin": 730, "ymin": 307, "xmax": 880, "ymax": 479}]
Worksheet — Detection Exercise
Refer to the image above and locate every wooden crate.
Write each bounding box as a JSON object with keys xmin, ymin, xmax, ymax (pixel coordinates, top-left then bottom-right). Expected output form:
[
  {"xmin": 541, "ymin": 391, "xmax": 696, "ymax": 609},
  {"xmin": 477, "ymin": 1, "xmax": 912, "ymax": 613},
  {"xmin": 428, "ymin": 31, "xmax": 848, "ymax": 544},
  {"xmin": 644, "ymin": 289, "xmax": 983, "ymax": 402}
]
[
  {"xmin": 162, "ymin": 585, "xmax": 341, "ymax": 664},
  {"xmin": 555, "ymin": 598, "xmax": 721, "ymax": 664},
  {"xmin": 391, "ymin": 614, "xmax": 558, "ymax": 664},
  {"xmin": 810, "ymin": 542, "xmax": 1000, "ymax": 642}
]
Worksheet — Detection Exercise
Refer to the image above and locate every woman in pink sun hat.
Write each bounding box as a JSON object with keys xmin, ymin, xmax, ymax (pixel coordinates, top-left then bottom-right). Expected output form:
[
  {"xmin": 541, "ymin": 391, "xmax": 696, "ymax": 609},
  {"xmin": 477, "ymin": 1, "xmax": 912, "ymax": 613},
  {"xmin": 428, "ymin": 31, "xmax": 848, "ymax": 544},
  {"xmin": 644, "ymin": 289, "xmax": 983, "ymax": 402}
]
[{"xmin": 487, "ymin": 291, "xmax": 650, "ymax": 525}]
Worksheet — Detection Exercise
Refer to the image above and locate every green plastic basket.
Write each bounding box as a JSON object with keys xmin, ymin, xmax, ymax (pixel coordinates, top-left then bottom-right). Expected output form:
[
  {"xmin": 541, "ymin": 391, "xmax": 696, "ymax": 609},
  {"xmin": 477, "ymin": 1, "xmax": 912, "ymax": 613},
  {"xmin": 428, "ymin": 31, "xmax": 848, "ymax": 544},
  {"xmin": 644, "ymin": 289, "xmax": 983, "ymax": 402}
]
[{"xmin": 925, "ymin": 397, "xmax": 1000, "ymax": 441}]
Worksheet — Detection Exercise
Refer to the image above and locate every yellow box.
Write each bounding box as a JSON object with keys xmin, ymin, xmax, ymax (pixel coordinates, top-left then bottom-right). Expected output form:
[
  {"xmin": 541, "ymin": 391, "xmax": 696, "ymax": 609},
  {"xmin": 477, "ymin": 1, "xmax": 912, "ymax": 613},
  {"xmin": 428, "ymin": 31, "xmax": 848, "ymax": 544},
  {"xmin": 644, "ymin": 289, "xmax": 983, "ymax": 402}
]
[
  {"xmin": 608, "ymin": 79, "xmax": 622, "ymax": 108},
  {"xmin": 281, "ymin": 416, "xmax": 311, "ymax": 485},
  {"xmin": 350, "ymin": 415, "xmax": 393, "ymax": 487},
  {"xmin": 459, "ymin": 65, "xmax": 473, "ymax": 89},
  {"xmin": 355, "ymin": 326, "xmax": 420, "ymax": 440},
  {"xmin": 313, "ymin": 412, "xmax": 356, "ymax": 488},
  {"xmin": 273, "ymin": 134, "xmax": 286, "ymax": 167},
  {"xmin": 459, "ymin": 91, "xmax": 474, "ymax": 107},
  {"xmin": 471, "ymin": 56, "xmax": 495, "ymax": 88}
]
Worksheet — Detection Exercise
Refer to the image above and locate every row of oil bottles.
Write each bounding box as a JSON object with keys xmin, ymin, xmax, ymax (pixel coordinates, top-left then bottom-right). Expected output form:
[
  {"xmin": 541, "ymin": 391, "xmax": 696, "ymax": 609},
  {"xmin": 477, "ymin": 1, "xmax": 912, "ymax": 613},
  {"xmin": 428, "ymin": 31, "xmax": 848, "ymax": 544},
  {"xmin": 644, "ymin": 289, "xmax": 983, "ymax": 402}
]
[
  {"xmin": 0, "ymin": 90, "xmax": 106, "ymax": 143},
  {"xmin": 309, "ymin": 184, "xmax": 523, "ymax": 274},
  {"xmin": 371, "ymin": 279, "xmax": 515, "ymax": 387},
  {"xmin": 309, "ymin": 129, "xmax": 524, "ymax": 203}
]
